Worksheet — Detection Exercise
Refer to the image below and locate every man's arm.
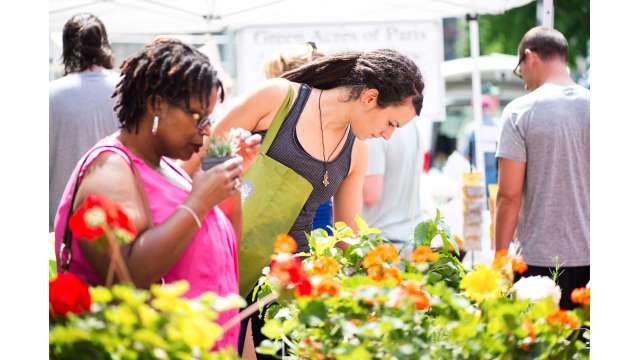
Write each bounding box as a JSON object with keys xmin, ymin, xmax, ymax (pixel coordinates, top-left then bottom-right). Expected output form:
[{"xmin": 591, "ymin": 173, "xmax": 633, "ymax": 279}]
[
  {"xmin": 494, "ymin": 157, "xmax": 526, "ymax": 252},
  {"xmin": 362, "ymin": 138, "xmax": 386, "ymax": 209},
  {"xmin": 363, "ymin": 175, "xmax": 383, "ymax": 208}
]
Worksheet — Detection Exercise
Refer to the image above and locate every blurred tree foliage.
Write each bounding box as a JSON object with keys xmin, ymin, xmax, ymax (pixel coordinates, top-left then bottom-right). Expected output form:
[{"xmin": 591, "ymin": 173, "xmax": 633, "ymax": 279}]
[{"xmin": 456, "ymin": 1, "xmax": 589, "ymax": 68}]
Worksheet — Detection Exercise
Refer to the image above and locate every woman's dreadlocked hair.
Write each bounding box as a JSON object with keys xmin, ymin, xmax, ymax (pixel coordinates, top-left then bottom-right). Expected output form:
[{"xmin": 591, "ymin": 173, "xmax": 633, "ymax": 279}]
[
  {"xmin": 281, "ymin": 49, "xmax": 424, "ymax": 115},
  {"xmin": 113, "ymin": 38, "xmax": 225, "ymax": 133}
]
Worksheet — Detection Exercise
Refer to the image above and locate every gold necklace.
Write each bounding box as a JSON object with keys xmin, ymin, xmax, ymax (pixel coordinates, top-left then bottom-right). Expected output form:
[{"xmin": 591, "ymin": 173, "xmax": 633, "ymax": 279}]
[{"xmin": 318, "ymin": 89, "xmax": 349, "ymax": 188}]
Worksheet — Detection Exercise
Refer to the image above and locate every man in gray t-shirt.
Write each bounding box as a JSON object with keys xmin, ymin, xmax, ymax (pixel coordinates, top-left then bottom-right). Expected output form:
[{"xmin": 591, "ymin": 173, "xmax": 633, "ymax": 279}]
[
  {"xmin": 362, "ymin": 120, "xmax": 423, "ymax": 249},
  {"xmin": 49, "ymin": 13, "xmax": 120, "ymax": 231},
  {"xmin": 495, "ymin": 27, "xmax": 589, "ymax": 309}
]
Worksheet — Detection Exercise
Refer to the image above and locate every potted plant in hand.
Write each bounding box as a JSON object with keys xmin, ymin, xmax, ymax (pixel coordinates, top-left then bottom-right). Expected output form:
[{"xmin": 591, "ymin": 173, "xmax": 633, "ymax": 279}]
[{"xmin": 201, "ymin": 129, "xmax": 240, "ymax": 171}]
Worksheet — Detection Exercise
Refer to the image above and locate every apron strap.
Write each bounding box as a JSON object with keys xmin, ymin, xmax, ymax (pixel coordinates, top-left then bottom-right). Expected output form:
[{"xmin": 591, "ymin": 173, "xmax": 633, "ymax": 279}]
[{"xmin": 259, "ymin": 84, "xmax": 295, "ymax": 154}]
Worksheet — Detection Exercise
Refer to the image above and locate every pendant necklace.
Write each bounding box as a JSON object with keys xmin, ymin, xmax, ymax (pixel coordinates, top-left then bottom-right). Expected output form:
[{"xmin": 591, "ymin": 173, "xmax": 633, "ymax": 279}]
[{"xmin": 318, "ymin": 89, "xmax": 350, "ymax": 188}]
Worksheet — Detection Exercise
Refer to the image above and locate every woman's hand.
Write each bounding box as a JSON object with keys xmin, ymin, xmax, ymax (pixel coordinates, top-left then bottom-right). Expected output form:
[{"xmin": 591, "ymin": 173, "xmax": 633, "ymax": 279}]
[
  {"xmin": 231, "ymin": 128, "xmax": 262, "ymax": 174},
  {"xmin": 187, "ymin": 157, "xmax": 243, "ymax": 215}
]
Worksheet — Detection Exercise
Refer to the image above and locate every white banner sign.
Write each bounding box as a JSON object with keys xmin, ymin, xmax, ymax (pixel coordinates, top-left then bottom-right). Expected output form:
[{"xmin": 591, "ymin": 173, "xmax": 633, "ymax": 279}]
[{"xmin": 235, "ymin": 21, "xmax": 446, "ymax": 121}]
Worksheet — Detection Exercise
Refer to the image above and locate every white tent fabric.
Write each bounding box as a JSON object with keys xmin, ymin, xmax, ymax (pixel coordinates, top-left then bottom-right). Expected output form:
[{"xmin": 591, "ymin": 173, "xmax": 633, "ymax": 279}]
[{"xmin": 50, "ymin": 0, "xmax": 534, "ymax": 35}]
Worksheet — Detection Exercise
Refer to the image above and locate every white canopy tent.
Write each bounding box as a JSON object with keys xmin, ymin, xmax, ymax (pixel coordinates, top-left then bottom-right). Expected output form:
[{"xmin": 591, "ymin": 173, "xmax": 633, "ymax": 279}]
[
  {"xmin": 51, "ymin": 0, "xmax": 534, "ymax": 35},
  {"xmin": 50, "ymin": 0, "xmax": 534, "ymax": 119}
]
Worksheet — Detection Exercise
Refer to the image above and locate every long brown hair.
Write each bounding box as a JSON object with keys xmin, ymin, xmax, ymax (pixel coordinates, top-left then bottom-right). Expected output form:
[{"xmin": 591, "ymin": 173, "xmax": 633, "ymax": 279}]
[
  {"xmin": 282, "ymin": 49, "xmax": 424, "ymax": 115},
  {"xmin": 62, "ymin": 13, "xmax": 114, "ymax": 75}
]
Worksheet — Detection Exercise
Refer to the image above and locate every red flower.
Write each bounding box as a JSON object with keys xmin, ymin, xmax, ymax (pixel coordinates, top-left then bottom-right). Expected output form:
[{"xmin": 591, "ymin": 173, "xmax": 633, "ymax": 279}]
[
  {"xmin": 69, "ymin": 195, "xmax": 137, "ymax": 242},
  {"xmin": 269, "ymin": 255, "xmax": 311, "ymax": 297},
  {"xmin": 295, "ymin": 277, "xmax": 313, "ymax": 297},
  {"xmin": 49, "ymin": 272, "xmax": 91, "ymax": 318}
]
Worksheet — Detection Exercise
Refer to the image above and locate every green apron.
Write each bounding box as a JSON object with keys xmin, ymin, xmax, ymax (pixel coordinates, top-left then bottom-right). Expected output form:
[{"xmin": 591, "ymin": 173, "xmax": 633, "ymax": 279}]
[{"xmin": 239, "ymin": 85, "xmax": 313, "ymax": 297}]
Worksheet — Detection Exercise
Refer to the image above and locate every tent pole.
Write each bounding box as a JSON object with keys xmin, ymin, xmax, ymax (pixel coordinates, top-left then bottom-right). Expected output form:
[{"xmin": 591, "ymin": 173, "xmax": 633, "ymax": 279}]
[
  {"xmin": 467, "ymin": 13, "xmax": 485, "ymax": 258},
  {"xmin": 537, "ymin": 0, "xmax": 554, "ymax": 28},
  {"xmin": 467, "ymin": 13, "xmax": 482, "ymax": 172}
]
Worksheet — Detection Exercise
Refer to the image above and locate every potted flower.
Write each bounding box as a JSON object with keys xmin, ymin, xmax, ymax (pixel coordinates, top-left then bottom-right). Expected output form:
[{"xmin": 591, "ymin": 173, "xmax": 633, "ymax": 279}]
[{"xmin": 201, "ymin": 129, "xmax": 241, "ymax": 171}]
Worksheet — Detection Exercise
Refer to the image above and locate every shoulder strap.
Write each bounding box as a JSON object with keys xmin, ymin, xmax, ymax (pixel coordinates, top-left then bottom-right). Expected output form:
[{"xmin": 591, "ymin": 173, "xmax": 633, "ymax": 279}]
[
  {"xmin": 260, "ymin": 85, "xmax": 295, "ymax": 154},
  {"xmin": 59, "ymin": 145, "xmax": 152, "ymax": 272}
]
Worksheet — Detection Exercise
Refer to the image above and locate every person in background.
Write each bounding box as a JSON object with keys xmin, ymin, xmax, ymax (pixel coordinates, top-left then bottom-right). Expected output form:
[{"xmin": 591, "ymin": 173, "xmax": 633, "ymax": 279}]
[
  {"xmin": 362, "ymin": 118, "xmax": 423, "ymax": 255},
  {"xmin": 461, "ymin": 94, "xmax": 501, "ymax": 200},
  {"xmin": 262, "ymin": 42, "xmax": 334, "ymax": 232},
  {"xmin": 49, "ymin": 13, "xmax": 120, "ymax": 231},
  {"xmin": 54, "ymin": 38, "xmax": 261, "ymax": 351},
  {"xmin": 494, "ymin": 27, "xmax": 590, "ymax": 310}
]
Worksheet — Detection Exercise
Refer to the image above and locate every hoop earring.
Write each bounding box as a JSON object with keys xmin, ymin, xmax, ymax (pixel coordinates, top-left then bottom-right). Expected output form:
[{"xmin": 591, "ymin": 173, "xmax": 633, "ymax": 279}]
[{"xmin": 152, "ymin": 115, "xmax": 159, "ymax": 135}]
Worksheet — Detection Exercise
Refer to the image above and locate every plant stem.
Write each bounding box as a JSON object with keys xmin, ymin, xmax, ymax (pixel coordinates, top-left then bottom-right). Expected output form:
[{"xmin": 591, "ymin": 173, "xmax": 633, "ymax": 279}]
[
  {"xmin": 102, "ymin": 225, "xmax": 133, "ymax": 285},
  {"xmin": 105, "ymin": 261, "xmax": 115, "ymax": 287},
  {"xmin": 221, "ymin": 292, "xmax": 279, "ymax": 332}
]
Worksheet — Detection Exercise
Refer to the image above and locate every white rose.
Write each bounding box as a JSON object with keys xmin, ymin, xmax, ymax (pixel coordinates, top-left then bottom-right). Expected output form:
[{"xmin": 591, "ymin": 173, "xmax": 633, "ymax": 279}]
[{"xmin": 513, "ymin": 276, "xmax": 562, "ymax": 305}]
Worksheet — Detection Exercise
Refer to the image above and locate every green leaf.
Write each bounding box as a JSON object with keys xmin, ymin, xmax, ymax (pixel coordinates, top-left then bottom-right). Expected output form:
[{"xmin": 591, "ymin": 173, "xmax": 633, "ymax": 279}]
[
  {"xmin": 337, "ymin": 346, "xmax": 372, "ymax": 360},
  {"xmin": 308, "ymin": 229, "xmax": 337, "ymax": 255},
  {"xmin": 256, "ymin": 339, "xmax": 282, "ymax": 355},
  {"xmin": 414, "ymin": 220, "xmax": 438, "ymax": 247},
  {"xmin": 261, "ymin": 319, "xmax": 286, "ymax": 339},
  {"xmin": 299, "ymin": 300, "xmax": 328, "ymax": 326},
  {"xmin": 413, "ymin": 222, "xmax": 428, "ymax": 245},
  {"xmin": 49, "ymin": 259, "xmax": 57, "ymax": 280},
  {"xmin": 355, "ymin": 215, "xmax": 381, "ymax": 236},
  {"xmin": 341, "ymin": 275, "xmax": 377, "ymax": 289}
]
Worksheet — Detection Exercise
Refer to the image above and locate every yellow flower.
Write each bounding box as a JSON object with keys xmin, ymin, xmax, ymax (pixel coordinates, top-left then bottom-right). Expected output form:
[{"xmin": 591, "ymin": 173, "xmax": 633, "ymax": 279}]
[{"xmin": 460, "ymin": 265, "xmax": 505, "ymax": 302}]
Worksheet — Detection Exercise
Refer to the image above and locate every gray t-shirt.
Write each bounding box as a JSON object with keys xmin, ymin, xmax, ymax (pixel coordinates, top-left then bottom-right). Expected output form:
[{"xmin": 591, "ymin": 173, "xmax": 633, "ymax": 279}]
[
  {"xmin": 496, "ymin": 83, "xmax": 590, "ymax": 267},
  {"xmin": 362, "ymin": 120, "xmax": 423, "ymax": 242},
  {"xmin": 49, "ymin": 68, "xmax": 120, "ymax": 231}
]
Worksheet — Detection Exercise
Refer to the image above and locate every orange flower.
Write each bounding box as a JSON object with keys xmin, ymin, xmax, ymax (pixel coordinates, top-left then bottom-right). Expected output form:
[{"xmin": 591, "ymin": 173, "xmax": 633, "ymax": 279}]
[
  {"xmin": 314, "ymin": 277, "xmax": 340, "ymax": 296},
  {"xmin": 401, "ymin": 281, "xmax": 431, "ymax": 310},
  {"xmin": 521, "ymin": 318, "xmax": 536, "ymax": 351},
  {"xmin": 446, "ymin": 236, "xmax": 464, "ymax": 251},
  {"xmin": 367, "ymin": 265, "xmax": 383, "ymax": 281},
  {"xmin": 350, "ymin": 319, "xmax": 361, "ymax": 325},
  {"xmin": 492, "ymin": 249, "xmax": 509, "ymax": 271},
  {"xmin": 571, "ymin": 287, "xmax": 590, "ymax": 305},
  {"xmin": 511, "ymin": 255, "xmax": 528, "ymax": 274},
  {"xmin": 309, "ymin": 256, "xmax": 341, "ymax": 277},
  {"xmin": 362, "ymin": 244, "xmax": 399, "ymax": 270},
  {"xmin": 366, "ymin": 265, "xmax": 402, "ymax": 284},
  {"xmin": 383, "ymin": 267, "xmax": 402, "ymax": 285},
  {"xmin": 410, "ymin": 246, "xmax": 439, "ymax": 263},
  {"xmin": 367, "ymin": 313, "xmax": 377, "ymax": 321},
  {"xmin": 274, "ymin": 234, "xmax": 297, "ymax": 254},
  {"xmin": 546, "ymin": 309, "xmax": 578, "ymax": 329}
]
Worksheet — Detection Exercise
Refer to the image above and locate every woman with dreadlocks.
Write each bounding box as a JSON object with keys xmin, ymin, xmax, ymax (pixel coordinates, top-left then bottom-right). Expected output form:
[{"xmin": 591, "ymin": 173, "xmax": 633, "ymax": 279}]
[
  {"xmin": 53, "ymin": 38, "xmax": 259, "ymax": 350},
  {"xmin": 183, "ymin": 48, "xmax": 425, "ymax": 357}
]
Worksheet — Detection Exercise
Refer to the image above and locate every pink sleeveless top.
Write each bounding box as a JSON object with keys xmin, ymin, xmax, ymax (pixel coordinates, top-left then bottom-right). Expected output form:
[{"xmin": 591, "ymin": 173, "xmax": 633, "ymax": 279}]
[{"xmin": 53, "ymin": 135, "xmax": 239, "ymax": 351}]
